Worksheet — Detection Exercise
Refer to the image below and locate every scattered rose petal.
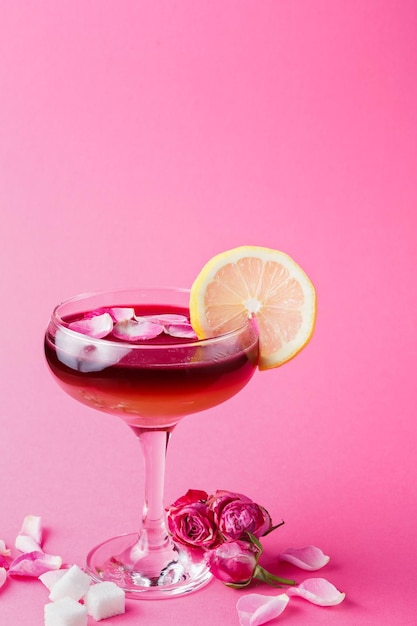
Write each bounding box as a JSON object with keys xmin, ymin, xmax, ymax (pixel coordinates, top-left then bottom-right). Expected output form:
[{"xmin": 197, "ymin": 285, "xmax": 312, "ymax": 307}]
[
  {"xmin": 236, "ymin": 593, "xmax": 290, "ymax": 626},
  {"xmin": 8, "ymin": 551, "xmax": 62, "ymax": 578},
  {"xmin": 15, "ymin": 534, "xmax": 42, "ymax": 553},
  {"xmin": 39, "ymin": 568, "xmax": 69, "ymax": 591},
  {"xmin": 165, "ymin": 323, "xmax": 198, "ymax": 339},
  {"xmin": 0, "ymin": 567, "xmax": 7, "ymax": 590},
  {"xmin": 19, "ymin": 514, "xmax": 43, "ymax": 544},
  {"xmin": 112, "ymin": 319, "xmax": 164, "ymax": 341},
  {"xmin": 15, "ymin": 514, "xmax": 43, "ymax": 553},
  {"xmin": 141, "ymin": 314, "xmax": 189, "ymax": 325},
  {"xmin": 0, "ymin": 540, "xmax": 10, "ymax": 557},
  {"xmin": 287, "ymin": 578, "xmax": 345, "ymax": 606},
  {"xmin": 109, "ymin": 307, "xmax": 135, "ymax": 322},
  {"xmin": 68, "ymin": 313, "xmax": 113, "ymax": 338},
  {"xmin": 278, "ymin": 546, "xmax": 330, "ymax": 571},
  {"xmin": 0, "ymin": 555, "xmax": 10, "ymax": 569}
]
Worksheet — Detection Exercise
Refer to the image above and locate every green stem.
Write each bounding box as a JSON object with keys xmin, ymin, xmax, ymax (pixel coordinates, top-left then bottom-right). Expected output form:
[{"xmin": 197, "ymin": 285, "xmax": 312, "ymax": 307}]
[
  {"xmin": 263, "ymin": 520, "xmax": 285, "ymax": 536},
  {"xmin": 254, "ymin": 565, "xmax": 296, "ymax": 587}
]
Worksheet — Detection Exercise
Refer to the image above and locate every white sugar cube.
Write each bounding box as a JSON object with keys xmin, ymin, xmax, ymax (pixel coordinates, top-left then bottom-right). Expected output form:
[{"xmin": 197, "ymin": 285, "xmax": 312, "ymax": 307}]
[
  {"xmin": 49, "ymin": 564, "xmax": 91, "ymax": 602},
  {"xmin": 84, "ymin": 581, "xmax": 125, "ymax": 621},
  {"xmin": 44, "ymin": 597, "xmax": 87, "ymax": 626}
]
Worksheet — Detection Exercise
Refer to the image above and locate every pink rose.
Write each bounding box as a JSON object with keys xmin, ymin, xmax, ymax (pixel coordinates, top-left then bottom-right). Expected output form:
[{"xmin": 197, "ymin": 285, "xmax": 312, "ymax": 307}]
[
  {"xmin": 208, "ymin": 490, "xmax": 272, "ymax": 540},
  {"xmin": 166, "ymin": 489, "xmax": 220, "ymax": 549},
  {"xmin": 204, "ymin": 540, "xmax": 260, "ymax": 587}
]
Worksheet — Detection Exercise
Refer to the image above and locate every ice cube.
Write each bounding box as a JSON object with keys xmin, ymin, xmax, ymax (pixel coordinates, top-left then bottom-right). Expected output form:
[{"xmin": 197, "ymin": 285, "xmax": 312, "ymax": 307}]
[
  {"xmin": 55, "ymin": 328, "xmax": 130, "ymax": 372},
  {"xmin": 84, "ymin": 581, "xmax": 126, "ymax": 621},
  {"xmin": 44, "ymin": 597, "xmax": 87, "ymax": 626},
  {"xmin": 49, "ymin": 564, "xmax": 91, "ymax": 602}
]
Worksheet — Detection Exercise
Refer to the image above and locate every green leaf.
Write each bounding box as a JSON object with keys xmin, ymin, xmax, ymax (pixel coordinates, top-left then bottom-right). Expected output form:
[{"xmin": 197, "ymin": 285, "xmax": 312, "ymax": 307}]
[{"xmin": 246, "ymin": 532, "xmax": 263, "ymax": 556}]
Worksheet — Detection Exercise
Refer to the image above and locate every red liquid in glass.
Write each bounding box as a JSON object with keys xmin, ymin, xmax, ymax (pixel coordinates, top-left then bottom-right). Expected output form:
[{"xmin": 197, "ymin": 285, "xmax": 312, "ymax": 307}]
[{"xmin": 44, "ymin": 305, "xmax": 258, "ymax": 428}]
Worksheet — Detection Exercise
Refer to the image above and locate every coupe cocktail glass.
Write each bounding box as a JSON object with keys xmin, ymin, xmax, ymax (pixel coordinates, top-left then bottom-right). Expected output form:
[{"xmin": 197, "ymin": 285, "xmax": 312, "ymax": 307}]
[{"xmin": 44, "ymin": 288, "xmax": 259, "ymax": 598}]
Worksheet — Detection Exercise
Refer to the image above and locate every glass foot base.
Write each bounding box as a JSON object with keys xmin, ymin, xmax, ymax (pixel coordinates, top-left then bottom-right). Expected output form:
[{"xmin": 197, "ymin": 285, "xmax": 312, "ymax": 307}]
[{"xmin": 86, "ymin": 532, "xmax": 212, "ymax": 599}]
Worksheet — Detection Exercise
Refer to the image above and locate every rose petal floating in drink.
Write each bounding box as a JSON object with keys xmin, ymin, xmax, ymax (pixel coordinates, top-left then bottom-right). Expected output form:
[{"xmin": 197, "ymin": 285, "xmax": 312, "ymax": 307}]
[
  {"xmin": 287, "ymin": 577, "xmax": 345, "ymax": 606},
  {"xmin": 236, "ymin": 592, "xmax": 289, "ymax": 626},
  {"xmin": 142, "ymin": 313, "xmax": 189, "ymax": 325},
  {"xmin": 113, "ymin": 319, "xmax": 164, "ymax": 341},
  {"xmin": 68, "ymin": 313, "xmax": 113, "ymax": 339},
  {"xmin": 165, "ymin": 323, "xmax": 198, "ymax": 339},
  {"xmin": 8, "ymin": 551, "xmax": 62, "ymax": 577},
  {"xmin": 109, "ymin": 307, "xmax": 136, "ymax": 322},
  {"xmin": 278, "ymin": 546, "xmax": 330, "ymax": 571}
]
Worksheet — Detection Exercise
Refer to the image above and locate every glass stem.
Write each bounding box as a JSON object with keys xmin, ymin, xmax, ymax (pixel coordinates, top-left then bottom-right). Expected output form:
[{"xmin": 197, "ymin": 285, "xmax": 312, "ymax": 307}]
[
  {"xmin": 129, "ymin": 428, "xmax": 176, "ymax": 572},
  {"xmin": 140, "ymin": 429, "xmax": 170, "ymax": 535}
]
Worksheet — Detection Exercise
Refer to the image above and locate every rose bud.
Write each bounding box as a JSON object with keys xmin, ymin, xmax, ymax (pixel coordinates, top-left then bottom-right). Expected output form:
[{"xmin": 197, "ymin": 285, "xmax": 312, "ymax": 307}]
[
  {"xmin": 204, "ymin": 540, "xmax": 260, "ymax": 587},
  {"xmin": 205, "ymin": 536, "xmax": 296, "ymax": 589},
  {"xmin": 167, "ymin": 490, "xmax": 220, "ymax": 549},
  {"xmin": 208, "ymin": 490, "xmax": 274, "ymax": 540}
]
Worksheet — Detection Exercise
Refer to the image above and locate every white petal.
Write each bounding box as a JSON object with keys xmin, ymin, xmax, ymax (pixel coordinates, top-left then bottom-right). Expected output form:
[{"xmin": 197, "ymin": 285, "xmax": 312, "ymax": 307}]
[
  {"xmin": 113, "ymin": 319, "xmax": 164, "ymax": 341},
  {"xmin": 8, "ymin": 551, "xmax": 62, "ymax": 577},
  {"xmin": 68, "ymin": 313, "xmax": 113, "ymax": 338},
  {"xmin": 141, "ymin": 314, "xmax": 189, "ymax": 324},
  {"xmin": 165, "ymin": 323, "xmax": 198, "ymax": 339},
  {"xmin": 109, "ymin": 307, "xmax": 135, "ymax": 322},
  {"xmin": 287, "ymin": 578, "xmax": 345, "ymax": 606},
  {"xmin": 15, "ymin": 535, "xmax": 42, "ymax": 554},
  {"xmin": 39, "ymin": 568, "xmax": 69, "ymax": 591},
  {"xmin": 278, "ymin": 546, "xmax": 330, "ymax": 571},
  {"xmin": 0, "ymin": 540, "xmax": 11, "ymax": 557},
  {"xmin": 18, "ymin": 514, "xmax": 43, "ymax": 545},
  {"xmin": 237, "ymin": 593, "xmax": 289, "ymax": 626}
]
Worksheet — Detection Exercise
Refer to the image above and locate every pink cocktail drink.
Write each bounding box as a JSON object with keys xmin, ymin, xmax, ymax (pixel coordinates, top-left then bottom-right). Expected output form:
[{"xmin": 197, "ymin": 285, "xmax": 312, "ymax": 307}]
[
  {"xmin": 45, "ymin": 304, "xmax": 258, "ymax": 430},
  {"xmin": 44, "ymin": 288, "xmax": 259, "ymax": 597}
]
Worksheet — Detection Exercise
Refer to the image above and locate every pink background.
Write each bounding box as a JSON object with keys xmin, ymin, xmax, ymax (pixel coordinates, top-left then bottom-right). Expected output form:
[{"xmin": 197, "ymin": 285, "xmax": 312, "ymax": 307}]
[{"xmin": 1, "ymin": 1, "xmax": 416, "ymax": 624}]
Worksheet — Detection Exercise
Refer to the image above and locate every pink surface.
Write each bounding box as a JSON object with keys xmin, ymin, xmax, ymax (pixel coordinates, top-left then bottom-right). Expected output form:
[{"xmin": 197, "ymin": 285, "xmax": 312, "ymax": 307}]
[{"xmin": 1, "ymin": 1, "xmax": 416, "ymax": 623}]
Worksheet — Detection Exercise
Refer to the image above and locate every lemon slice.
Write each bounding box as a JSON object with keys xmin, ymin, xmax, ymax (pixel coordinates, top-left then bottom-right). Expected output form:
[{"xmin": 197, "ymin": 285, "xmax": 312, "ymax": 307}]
[{"xmin": 189, "ymin": 246, "xmax": 317, "ymax": 370}]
